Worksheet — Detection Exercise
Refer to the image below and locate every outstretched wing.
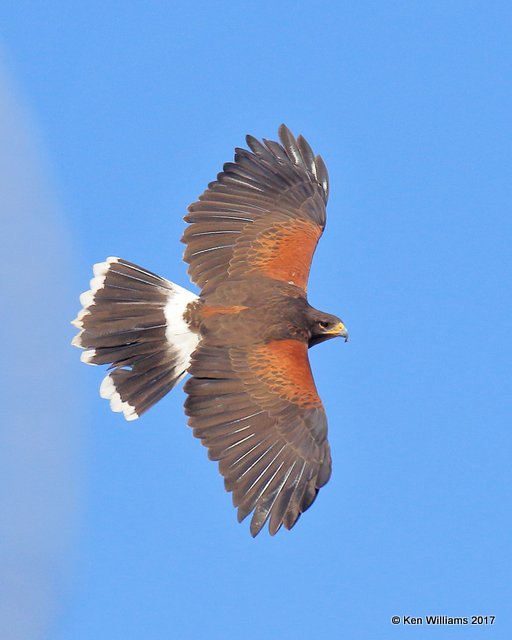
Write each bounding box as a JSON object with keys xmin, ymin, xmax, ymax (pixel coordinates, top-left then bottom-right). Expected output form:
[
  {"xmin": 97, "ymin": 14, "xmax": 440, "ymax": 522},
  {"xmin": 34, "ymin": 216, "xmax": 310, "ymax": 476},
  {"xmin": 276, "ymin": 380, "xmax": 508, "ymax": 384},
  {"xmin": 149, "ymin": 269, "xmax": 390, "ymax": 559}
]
[
  {"xmin": 184, "ymin": 338, "xmax": 331, "ymax": 536},
  {"xmin": 182, "ymin": 125, "xmax": 329, "ymax": 295}
]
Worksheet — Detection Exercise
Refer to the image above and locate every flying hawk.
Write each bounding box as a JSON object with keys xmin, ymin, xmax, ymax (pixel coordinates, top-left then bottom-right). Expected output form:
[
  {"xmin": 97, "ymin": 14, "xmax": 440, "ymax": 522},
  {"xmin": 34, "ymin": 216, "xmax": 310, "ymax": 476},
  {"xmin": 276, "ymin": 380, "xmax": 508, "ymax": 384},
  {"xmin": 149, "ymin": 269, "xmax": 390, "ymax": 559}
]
[{"xmin": 72, "ymin": 125, "xmax": 348, "ymax": 536}]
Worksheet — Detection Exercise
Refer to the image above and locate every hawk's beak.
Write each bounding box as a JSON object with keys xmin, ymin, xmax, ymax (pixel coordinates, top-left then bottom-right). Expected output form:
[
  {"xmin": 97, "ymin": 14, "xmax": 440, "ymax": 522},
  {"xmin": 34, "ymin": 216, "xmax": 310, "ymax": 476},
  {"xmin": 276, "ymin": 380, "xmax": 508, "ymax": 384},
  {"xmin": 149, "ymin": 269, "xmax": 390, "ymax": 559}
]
[{"xmin": 328, "ymin": 321, "xmax": 349, "ymax": 342}]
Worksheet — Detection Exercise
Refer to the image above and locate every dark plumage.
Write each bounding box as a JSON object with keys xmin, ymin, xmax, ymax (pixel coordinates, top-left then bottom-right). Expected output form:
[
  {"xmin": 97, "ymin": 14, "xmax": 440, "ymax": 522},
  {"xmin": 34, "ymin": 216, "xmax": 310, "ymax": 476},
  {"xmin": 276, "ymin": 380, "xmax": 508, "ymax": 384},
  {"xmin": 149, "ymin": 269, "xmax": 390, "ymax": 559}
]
[{"xmin": 72, "ymin": 125, "xmax": 348, "ymax": 536}]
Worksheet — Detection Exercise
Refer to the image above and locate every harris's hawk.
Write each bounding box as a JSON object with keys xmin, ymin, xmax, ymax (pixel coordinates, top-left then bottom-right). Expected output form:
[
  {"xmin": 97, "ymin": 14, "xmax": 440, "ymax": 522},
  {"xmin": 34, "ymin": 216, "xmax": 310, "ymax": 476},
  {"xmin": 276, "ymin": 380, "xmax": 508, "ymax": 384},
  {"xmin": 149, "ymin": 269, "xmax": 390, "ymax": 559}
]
[{"xmin": 72, "ymin": 125, "xmax": 348, "ymax": 536}]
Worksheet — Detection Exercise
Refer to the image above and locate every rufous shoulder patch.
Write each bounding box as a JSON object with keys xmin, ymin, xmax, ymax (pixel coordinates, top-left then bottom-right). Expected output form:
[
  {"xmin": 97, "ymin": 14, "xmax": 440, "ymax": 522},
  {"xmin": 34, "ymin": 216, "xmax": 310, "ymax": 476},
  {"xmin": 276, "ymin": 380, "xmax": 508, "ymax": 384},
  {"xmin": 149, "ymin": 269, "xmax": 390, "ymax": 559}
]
[
  {"xmin": 247, "ymin": 339, "xmax": 322, "ymax": 408},
  {"xmin": 246, "ymin": 219, "xmax": 322, "ymax": 291},
  {"xmin": 201, "ymin": 305, "xmax": 248, "ymax": 318}
]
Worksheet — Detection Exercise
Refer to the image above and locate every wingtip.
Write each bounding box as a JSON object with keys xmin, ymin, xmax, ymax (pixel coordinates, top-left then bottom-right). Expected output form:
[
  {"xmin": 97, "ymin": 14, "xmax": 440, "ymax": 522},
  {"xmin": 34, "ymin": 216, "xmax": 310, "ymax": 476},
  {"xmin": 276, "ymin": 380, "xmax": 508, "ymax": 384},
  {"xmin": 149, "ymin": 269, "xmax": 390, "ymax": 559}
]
[
  {"xmin": 250, "ymin": 520, "xmax": 263, "ymax": 537},
  {"xmin": 278, "ymin": 123, "xmax": 294, "ymax": 145},
  {"xmin": 314, "ymin": 154, "xmax": 329, "ymax": 201},
  {"xmin": 278, "ymin": 122, "xmax": 291, "ymax": 137}
]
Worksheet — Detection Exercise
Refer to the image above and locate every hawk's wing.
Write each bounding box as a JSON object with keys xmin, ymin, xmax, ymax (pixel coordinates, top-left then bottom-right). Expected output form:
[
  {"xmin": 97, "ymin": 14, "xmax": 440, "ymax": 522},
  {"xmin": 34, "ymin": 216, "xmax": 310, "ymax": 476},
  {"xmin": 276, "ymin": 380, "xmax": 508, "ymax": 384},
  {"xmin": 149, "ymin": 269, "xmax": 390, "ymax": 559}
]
[
  {"xmin": 182, "ymin": 125, "xmax": 329, "ymax": 295},
  {"xmin": 184, "ymin": 338, "xmax": 331, "ymax": 536}
]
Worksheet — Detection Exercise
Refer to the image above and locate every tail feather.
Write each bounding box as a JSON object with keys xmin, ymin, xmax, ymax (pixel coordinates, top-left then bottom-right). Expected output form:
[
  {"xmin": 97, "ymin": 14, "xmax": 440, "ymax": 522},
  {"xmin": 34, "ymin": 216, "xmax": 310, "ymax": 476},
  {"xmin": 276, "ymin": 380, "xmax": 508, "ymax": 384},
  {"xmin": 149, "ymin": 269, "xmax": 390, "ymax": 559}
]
[{"xmin": 72, "ymin": 257, "xmax": 199, "ymax": 420}]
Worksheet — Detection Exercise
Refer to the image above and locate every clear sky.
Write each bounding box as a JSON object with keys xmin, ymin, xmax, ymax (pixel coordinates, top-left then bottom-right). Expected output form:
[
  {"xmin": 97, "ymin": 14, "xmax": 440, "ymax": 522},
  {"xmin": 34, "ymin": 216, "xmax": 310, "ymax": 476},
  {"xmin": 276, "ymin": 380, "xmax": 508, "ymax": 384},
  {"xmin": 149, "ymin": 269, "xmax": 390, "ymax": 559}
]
[{"xmin": 1, "ymin": 2, "xmax": 511, "ymax": 639}]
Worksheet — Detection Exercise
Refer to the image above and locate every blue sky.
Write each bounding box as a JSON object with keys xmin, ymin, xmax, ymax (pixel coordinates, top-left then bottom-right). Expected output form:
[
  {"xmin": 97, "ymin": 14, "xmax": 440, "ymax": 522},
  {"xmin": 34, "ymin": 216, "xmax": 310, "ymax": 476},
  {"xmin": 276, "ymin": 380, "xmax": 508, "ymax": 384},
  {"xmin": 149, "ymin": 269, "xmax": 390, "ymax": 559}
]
[{"xmin": 1, "ymin": 2, "xmax": 511, "ymax": 638}]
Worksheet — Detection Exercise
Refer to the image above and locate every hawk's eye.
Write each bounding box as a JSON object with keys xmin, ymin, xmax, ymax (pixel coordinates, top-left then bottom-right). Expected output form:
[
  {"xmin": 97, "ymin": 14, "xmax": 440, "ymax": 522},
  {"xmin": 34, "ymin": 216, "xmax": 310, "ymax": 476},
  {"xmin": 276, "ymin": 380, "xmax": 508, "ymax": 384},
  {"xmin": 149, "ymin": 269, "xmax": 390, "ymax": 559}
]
[{"xmin": 318, "ymin": 321, "xmax": 329, "ymax": 330}]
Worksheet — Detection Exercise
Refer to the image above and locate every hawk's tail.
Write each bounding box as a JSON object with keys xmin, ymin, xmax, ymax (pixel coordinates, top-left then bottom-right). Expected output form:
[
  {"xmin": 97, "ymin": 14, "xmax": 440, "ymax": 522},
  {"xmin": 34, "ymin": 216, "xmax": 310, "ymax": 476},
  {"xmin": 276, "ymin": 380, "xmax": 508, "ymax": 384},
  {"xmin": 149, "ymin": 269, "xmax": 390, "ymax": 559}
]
[{"xmin": 71, "ymin": 257, "xmax": 199, "ymax": 420}]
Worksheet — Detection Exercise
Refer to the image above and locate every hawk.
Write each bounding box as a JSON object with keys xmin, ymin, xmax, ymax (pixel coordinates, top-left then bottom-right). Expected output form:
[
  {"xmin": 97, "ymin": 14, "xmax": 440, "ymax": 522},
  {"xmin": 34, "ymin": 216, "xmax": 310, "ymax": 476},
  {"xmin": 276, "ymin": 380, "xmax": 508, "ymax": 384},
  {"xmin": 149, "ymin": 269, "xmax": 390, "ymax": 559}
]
[{"xmin": 72, "ymin": 125, "xmax": 348, "ymax": 536}]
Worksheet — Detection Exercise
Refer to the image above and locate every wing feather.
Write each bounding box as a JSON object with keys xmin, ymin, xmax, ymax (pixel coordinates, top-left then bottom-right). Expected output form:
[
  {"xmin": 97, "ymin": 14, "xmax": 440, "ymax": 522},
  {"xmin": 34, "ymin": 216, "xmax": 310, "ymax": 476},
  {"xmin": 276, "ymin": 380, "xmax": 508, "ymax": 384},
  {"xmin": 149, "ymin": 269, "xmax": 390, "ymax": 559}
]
[
  {"xmin": 184, "ymin": 340, "xmax": 331, "ymax": 536},
  {"xmin": 182, "ymin": 125, "xmax": 328, "ymax": 294}
]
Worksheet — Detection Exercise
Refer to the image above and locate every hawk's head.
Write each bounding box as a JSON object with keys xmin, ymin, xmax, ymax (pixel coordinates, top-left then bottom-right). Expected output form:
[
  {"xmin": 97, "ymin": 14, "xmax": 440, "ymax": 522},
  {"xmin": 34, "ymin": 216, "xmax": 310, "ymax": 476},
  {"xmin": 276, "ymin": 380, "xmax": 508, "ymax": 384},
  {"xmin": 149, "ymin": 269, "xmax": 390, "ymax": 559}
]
[{"xmin": 306, "ymin": 308, "xmax": 348, "ymax": 347}]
